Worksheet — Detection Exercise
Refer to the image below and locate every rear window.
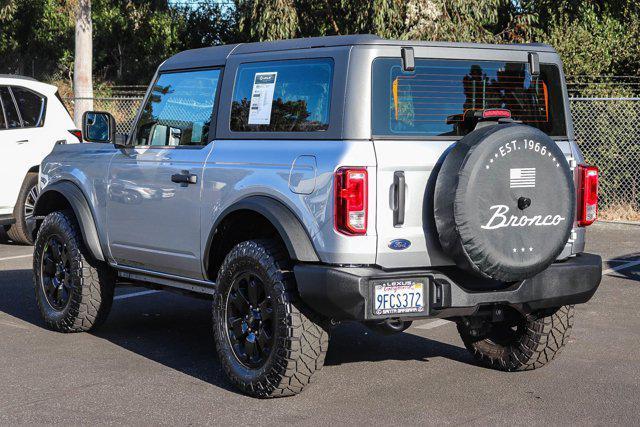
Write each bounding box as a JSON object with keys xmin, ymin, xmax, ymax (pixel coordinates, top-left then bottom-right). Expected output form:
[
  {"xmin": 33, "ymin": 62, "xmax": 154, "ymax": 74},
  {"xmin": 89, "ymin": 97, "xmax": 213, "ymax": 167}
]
[
  {"xmin": 230, "ymin": 58, "xmax": 333, "ymax": 132},
  {"xmin": 372, "ymin": 58, "xmax": 567, "ymax": 138}
]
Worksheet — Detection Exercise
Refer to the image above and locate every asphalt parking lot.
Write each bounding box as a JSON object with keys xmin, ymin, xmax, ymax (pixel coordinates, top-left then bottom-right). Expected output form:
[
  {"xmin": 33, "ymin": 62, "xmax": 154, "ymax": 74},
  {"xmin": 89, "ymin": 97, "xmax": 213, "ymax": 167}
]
[{"xmin": 1, "ymin": 222, "xmax": 639, "ymax": 425}]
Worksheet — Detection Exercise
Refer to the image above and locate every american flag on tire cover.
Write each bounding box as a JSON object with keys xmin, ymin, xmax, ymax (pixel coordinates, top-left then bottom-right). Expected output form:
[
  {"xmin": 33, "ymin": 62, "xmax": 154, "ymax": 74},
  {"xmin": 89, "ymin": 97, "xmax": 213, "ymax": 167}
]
[{"xmin": 510, "ymin": 168, "xmax": 536, "ymax": 188}]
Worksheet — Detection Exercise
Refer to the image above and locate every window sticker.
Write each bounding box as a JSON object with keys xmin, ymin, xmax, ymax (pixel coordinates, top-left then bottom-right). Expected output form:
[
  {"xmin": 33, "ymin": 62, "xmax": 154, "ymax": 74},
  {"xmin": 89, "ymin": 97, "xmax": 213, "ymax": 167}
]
[
  {"xmin": 191, "ymin": 122, "xmax": 203, "ymax": 143},
  {"xmin": 248, "ymin": 72, "xmax": 277, "ymax": 125}
]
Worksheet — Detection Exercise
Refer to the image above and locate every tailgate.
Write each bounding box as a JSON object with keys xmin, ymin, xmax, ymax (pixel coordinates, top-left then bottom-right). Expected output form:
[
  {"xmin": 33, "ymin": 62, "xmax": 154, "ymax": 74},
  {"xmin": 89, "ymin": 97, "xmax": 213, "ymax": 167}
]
[
  {"xmin": 374, "ymin": 139, "xmax": 454, "ymax": 268},
  {"xmin": 371, "ymin": 55, "xmax": 572, "ymax": 269}
]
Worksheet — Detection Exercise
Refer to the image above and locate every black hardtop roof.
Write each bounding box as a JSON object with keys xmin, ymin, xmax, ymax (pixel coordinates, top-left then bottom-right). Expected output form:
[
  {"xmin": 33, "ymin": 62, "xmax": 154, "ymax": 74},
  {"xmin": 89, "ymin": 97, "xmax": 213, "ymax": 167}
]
[{"xmin": 159, "ymin": 34, "xmax": 556, "ymax": 71}]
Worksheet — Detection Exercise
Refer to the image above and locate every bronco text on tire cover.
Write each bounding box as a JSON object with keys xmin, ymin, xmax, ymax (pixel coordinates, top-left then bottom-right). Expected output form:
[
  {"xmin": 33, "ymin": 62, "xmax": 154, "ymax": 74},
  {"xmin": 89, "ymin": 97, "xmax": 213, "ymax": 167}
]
[{"xmin": 434, "ymin": 123, "xmax": 576, "ymax": 282}]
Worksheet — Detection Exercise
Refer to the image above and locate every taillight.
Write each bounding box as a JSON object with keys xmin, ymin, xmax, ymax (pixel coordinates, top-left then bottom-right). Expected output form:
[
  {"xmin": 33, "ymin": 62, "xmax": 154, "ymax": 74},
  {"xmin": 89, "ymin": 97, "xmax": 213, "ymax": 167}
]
[
  {"xmin": 577, "ymin": 165, "xmax": 598, "ymax": 227},
  {"xmin": 69, "ymin": 129, "xmax": 82, "ymax": 143},
  {"xmin": 335, "ymin": 167, "xmax": 368, "ymax": 235}
]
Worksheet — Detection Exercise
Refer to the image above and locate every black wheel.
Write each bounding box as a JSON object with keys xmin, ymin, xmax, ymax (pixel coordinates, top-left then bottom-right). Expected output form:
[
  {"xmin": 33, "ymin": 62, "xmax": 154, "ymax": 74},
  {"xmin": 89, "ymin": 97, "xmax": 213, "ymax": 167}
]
[
  {"xmin": 33, "ymin": 210, "xmax": 115, "ymax": 332},
  {"xmin": 6, "ymin": 172, "xmax": 39, "ymax": 245},
  {"xmin": 213, "ymin": 239, "xmax": 329, "ymax": 398},
  {"xmin": 457, "ymin": 305, "xmax": 574, "ymax": 371}
]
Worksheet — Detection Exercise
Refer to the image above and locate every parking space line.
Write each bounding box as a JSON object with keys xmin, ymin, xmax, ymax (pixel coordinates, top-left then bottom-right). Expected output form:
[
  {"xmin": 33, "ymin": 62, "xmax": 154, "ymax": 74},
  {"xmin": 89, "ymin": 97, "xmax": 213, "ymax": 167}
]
[
  {"xmin": 114, "ymin": 290, "xmax": 161, "ymax": 300},
  {"xmin": 414, "ymin": 319, "xmax": 450, "ymax": 330},
  {"xmin": 602, "ymin": 259, "xmax": 640, "ymax": 276},
  {"xmin": 0, "ymin": 254, "xmax": 32, "ymax": 262}
]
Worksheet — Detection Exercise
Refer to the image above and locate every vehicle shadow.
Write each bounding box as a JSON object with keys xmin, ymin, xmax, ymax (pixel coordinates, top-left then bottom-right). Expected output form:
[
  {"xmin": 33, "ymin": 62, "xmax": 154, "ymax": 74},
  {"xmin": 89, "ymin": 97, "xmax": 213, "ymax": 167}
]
[
  {"xmin": 0, "ymin": 268, "xmax": 474, "ymax": 393},
  {"xmin": 605, "ymin": 252, "xmax": 640, "ymax": 282},
  {"xmin": 325, "ymin": 321, "xmax": 472, "ymax": 366},
  {"xmin": 0, "ymin": 227, "xmax": 30, "ymax": 246},
  {"xmin": 0, "ymin": 228, "xmax": 10, "ymax": 244}
]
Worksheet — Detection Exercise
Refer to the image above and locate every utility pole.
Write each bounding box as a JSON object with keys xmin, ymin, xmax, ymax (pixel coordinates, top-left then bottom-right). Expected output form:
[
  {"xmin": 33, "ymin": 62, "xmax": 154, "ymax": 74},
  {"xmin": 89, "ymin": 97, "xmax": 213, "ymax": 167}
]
[{"xmin": 73, "ymin": 0, "xmax": 93, "ymax": 127}]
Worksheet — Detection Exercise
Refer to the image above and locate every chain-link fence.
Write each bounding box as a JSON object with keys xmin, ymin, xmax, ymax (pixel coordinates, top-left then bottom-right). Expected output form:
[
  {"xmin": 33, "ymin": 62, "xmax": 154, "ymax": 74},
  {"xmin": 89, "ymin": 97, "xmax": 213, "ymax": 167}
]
[
  {"xmin": 570, "ymin": 98, "xmax": 640, "ymax": 220},
  {"xmin": 64, "ymin": 97, "xmax": 143, "ymax": 134},
  {"xmin": 64, "ymin": 96, "xmax": 640, "ymax": 220}
]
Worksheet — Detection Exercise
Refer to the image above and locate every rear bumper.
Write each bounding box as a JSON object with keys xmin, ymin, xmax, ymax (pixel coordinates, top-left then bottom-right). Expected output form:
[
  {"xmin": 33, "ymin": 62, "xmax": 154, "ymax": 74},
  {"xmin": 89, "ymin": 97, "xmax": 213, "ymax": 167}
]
[{"xmin": 294, "ymin": 253, "xmax": 602, "ymax": 321}]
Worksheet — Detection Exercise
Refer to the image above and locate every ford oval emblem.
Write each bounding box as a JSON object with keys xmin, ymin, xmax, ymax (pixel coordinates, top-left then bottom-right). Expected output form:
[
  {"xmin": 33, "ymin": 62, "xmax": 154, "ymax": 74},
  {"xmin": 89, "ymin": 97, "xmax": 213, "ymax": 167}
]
[{"xmin": 389, "ymin": 239, "xmax": 411, "ymax": 250}]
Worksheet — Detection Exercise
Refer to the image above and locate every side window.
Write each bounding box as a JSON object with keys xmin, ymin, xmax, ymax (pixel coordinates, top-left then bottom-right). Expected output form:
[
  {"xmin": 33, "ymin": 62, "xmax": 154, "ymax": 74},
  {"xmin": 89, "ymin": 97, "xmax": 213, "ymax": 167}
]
[
  {"xmin": 12, "ymin": 87, "xmax": 46, "ymax": 127},
  {"xmin": 230, "ymin": 58, "xmax": 333, "ymax": 132},
  {"xmin": 0, "ymin": 87, "xmax": 21, "ymax": 129},
  {"xmin": 133, "ymin": 69, "xmax": 221, "ymax": 147}
]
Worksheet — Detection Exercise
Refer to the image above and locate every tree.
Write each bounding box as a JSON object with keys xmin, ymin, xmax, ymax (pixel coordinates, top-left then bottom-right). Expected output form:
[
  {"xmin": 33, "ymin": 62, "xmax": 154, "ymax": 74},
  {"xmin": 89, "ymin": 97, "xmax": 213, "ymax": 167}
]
[
  {"xmin": 0, "ymin": 0, "xmax": 74, "ymax": 79},
  {"xmin": 73, "ymin": 0, "xmax": 93, "ymax": 126}
]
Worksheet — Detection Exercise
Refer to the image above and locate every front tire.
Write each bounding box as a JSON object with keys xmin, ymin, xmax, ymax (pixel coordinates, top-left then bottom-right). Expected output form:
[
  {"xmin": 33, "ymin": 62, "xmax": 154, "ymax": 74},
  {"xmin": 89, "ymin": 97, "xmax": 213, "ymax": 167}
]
[
  {"xmin": 457, "ymin": 305, "xmax": 574, "ymax": 371},
  {"xmin": 6, "ymin": 172, "xmax": 39, "ymax": 245},
  {"xmin": 212, "ymin": 239, "xmax": 329, "ymax": 398},
  {"xmin": 33, "ymin": 210, "xmax": 115, "ymax": 332}
]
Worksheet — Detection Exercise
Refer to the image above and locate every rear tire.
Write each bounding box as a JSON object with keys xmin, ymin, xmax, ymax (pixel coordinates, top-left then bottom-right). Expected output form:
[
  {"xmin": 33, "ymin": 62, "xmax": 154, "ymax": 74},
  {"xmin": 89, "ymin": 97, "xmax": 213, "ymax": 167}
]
[
  {"xmin": 457, "ymin": 305, "xmax": 574, "ymax": 371},
  {"xmin": 33, "ymin": 210, "xmax": 115, "ymax": 332},
  {"xmin": 212, "ymin": 239, "xmax": 329, "ymax": 398},
  {"xmin": 6, "ymin": 172, "xmax": 39, "ymax": 245}
]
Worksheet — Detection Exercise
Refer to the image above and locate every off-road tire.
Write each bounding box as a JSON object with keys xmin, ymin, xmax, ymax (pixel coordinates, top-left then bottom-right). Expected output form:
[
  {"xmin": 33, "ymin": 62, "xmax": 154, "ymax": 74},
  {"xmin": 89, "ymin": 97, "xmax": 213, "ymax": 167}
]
[
  {"xmin": 457, "ymin": 305, "xmax": 574, "ymax": 371},
  {"xmin": 6, "ymin": 172, "xmax": 39, "ymax": 245},
  {"xmin": 212, "ymin": 239, "xmax": 329, "ymax": 398},
  {"xmin": 33, "ymin": 210, "xmax": 115, "ymax": 332}
]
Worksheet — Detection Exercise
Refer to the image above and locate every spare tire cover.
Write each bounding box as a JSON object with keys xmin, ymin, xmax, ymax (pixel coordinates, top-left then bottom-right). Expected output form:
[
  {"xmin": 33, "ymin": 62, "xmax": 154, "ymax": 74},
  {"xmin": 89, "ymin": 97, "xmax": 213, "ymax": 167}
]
[{"xmin": 434, "ymin": 123, "xmax": 575, "ymax": 282}]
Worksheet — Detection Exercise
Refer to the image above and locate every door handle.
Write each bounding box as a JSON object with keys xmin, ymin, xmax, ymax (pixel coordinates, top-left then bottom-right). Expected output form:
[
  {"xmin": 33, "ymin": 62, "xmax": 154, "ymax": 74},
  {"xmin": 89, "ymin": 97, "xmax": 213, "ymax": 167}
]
[
  {"xmin": 392, "ymin": 171, "xmax": 406, "ymax": 226},
  {"xmin": 16, "ymin": 139, "xmax": 29, "ymax": 144},
  {"xmin": 171, "ymin": 170, "xmax": 198, "ymax": 186}
]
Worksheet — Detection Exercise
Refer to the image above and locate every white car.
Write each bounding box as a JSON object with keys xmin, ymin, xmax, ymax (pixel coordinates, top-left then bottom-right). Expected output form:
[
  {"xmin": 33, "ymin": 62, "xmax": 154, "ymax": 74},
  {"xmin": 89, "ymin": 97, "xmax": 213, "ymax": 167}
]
[{"xmin": 0, "ymin": 75, "xmax": 79, "ymax": 244}]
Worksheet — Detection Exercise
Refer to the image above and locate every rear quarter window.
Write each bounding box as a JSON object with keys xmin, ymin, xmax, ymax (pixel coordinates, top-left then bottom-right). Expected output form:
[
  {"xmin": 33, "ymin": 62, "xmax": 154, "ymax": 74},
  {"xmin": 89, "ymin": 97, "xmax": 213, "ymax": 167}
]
[
  {"xmin": 230, "ymin": 58, "xmax": 333, "ymax": 132},
  {"xmin": 372, "ymin": 58, "xmax": 567, "ymax": 138},
  {"xmin": 12, "ymin": 86, "xmax": 46, "ymax": 127}
]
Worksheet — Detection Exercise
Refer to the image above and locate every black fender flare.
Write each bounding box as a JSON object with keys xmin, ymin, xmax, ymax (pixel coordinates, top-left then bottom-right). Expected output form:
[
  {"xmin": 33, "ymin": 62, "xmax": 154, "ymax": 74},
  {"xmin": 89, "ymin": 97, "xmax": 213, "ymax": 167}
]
[
  {"xmin": 204, "ymin": 196, "xmax": 320, "ymax": 270},
  {"xmin": 33, "ymin": 181, "xmax": 105, "ymax": 262}
]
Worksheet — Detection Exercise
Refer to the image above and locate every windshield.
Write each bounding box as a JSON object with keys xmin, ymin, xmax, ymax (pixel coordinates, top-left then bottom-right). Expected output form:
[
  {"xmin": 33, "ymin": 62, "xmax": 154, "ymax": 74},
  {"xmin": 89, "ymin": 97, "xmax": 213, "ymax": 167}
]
[{"xmin": 372, "ymin": 58, "xmax": 567, "ymax": 138}]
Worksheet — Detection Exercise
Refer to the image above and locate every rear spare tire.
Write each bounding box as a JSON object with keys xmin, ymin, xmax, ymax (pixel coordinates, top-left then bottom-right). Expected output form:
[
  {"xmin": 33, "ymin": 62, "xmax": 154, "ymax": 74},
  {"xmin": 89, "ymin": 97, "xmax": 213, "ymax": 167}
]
[{"xmin": 434, "ymin": 123, "xmax": 575, "ymax": 282}]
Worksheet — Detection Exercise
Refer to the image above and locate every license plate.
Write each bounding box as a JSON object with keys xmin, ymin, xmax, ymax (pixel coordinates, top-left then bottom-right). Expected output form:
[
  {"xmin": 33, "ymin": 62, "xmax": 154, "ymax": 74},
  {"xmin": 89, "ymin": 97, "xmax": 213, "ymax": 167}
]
[{"xmin": 373, "ymin": 280, "xmax": 425, "ymax": 316}]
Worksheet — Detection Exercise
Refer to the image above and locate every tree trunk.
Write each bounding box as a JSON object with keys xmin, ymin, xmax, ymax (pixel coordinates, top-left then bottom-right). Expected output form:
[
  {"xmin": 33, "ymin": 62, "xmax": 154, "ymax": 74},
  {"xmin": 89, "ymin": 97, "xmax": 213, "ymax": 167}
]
[{"xmin": 73, "ymin": 0, "xmax": 93, "ymax": 127}]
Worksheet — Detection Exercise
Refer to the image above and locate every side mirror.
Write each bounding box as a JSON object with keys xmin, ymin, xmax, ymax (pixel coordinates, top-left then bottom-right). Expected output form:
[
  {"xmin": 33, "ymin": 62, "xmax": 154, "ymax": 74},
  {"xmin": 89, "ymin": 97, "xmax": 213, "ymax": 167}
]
[{"xmin": 82, "ymin": 111, "xmax": 116, "ymax": 143}]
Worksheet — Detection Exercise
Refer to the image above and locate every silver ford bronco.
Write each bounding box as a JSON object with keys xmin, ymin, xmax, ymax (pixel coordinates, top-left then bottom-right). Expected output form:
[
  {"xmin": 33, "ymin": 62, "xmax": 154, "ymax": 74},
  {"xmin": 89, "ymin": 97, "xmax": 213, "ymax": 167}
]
[{"xmin": 32, "ymin": 35, "xmax": 602, "ymax": 398}]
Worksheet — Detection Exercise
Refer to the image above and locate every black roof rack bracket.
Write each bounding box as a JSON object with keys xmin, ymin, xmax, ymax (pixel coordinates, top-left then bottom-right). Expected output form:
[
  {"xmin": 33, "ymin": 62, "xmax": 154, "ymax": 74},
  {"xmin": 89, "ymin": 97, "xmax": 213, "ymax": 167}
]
[{"xmin": 401, "ymin": 47, "xmax": 415, "ymax": 72}]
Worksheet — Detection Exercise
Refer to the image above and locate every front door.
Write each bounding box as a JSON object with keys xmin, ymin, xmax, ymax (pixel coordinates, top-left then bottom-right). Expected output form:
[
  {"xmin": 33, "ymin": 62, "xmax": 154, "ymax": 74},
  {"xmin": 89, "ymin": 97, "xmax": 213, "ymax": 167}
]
[{"xmin": 106, "ymin": 68, "xmax": 221, "ymax": 279}]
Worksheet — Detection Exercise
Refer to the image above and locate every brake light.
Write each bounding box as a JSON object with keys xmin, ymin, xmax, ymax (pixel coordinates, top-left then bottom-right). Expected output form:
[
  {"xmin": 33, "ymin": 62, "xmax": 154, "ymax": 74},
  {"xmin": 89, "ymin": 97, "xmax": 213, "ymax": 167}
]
[
  {"xmin": 577, "ymin": 165, "xmax": 598, "ymax": 227},
  {"xmin": 482, "ymin": 109, "xmax": 511, "ymax": 119},
  {"xmin": 335, "ymin": 167, "xmax": 368, "ymax": 235},
  {"xmin": 69, "ymin": 129, "xmax": 82, "ymax": 142}
]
